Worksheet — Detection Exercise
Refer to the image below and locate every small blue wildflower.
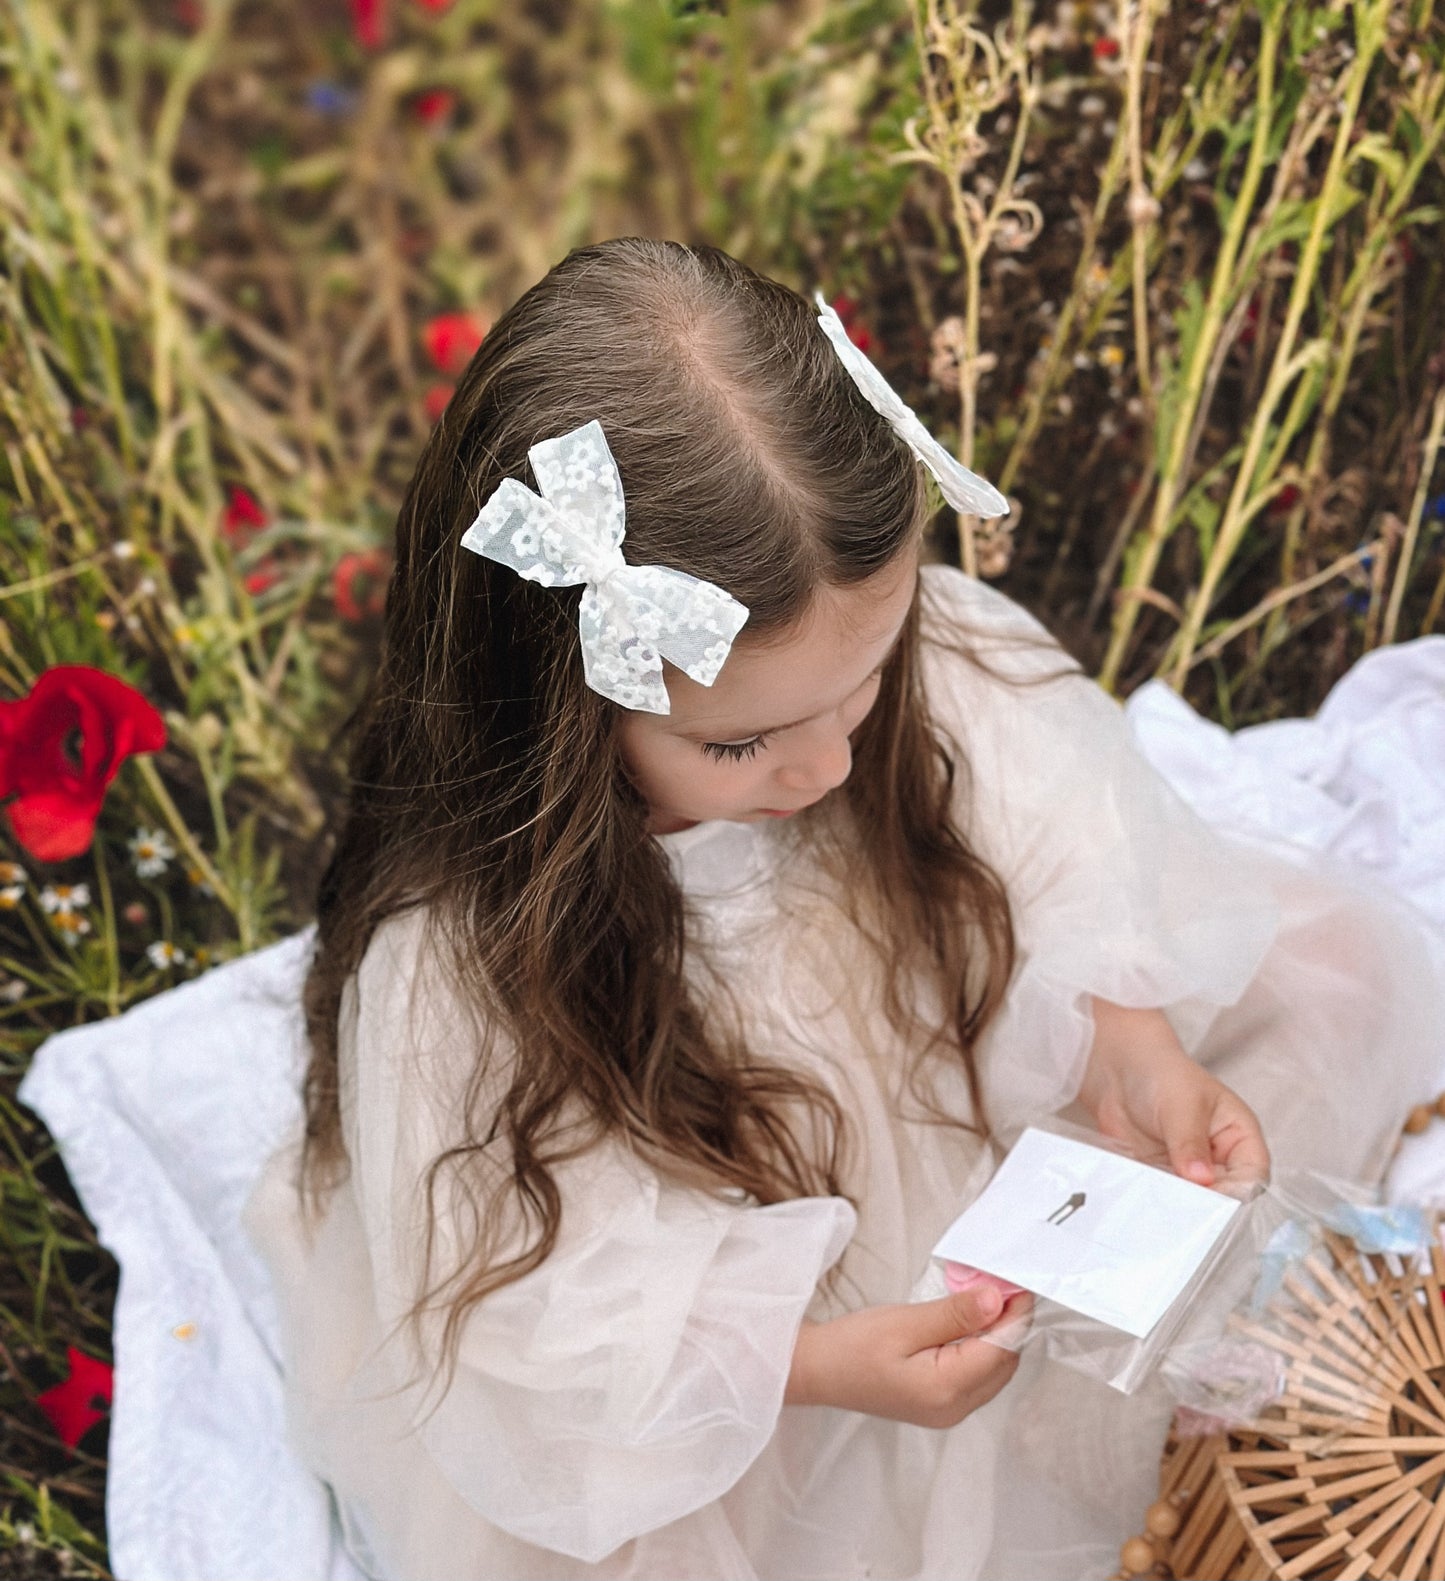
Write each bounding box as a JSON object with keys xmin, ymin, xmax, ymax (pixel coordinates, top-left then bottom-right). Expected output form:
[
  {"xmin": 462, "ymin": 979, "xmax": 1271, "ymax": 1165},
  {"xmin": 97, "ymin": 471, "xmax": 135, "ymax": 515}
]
[{"xmin": 306, "ymin": 81, "xmax": 357, "ymax": 117}]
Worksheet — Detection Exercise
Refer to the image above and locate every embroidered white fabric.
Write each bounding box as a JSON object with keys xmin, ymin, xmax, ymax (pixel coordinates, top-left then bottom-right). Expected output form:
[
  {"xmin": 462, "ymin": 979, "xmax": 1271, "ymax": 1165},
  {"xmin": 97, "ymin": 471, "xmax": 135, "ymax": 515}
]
[
  {"xmin": 814, "ymin": 294, "xmax": 1009, "ymax": 519},
  {"xmin": 16, "ymin": 570, "xmax": 1445, "ymax": 1581},
  {"xmin": 459, "ymin": 420, "xmax": 749, "ymax": 714}
]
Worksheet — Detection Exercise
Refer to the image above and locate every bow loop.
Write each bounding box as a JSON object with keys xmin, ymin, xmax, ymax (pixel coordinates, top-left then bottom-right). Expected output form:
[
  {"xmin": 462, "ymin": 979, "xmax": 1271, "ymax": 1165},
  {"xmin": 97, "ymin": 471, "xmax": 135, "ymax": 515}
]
[{"xmin": 460, "ymin": 421, "xmax": 749, "ymax": 713}]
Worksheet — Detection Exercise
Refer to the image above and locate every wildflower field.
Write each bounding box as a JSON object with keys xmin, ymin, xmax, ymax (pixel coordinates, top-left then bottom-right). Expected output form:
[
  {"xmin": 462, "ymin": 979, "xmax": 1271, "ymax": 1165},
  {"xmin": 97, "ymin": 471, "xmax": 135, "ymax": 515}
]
[{"xmin": 1, "ymin": 0, "xmax": 1442, "ymax": 1571}]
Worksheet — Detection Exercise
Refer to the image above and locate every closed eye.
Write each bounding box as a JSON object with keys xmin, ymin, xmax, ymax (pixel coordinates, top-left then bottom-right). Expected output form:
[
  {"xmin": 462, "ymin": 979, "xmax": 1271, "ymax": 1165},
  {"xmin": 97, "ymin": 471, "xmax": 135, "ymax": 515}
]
[
  {"xmin": 700, "ymin": 734, "xmax": 771, "ymax": 763},
  {"xmin": 699, "ymin": 665, "xmax": 887, "ymax": 764}
]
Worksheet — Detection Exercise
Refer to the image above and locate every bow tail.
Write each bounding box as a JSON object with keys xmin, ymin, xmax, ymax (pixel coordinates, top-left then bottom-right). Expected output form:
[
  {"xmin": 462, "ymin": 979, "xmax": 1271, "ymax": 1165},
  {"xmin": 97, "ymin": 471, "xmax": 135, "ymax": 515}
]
[{"xmin": 577, "ymin": 585, "xmax": 671, "ymax": 714}]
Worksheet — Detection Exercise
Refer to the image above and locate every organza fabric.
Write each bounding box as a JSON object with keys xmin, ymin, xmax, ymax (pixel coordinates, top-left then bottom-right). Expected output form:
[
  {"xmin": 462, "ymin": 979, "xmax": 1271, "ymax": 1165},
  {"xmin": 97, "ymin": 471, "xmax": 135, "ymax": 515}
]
[
  {"xmin": 238, "ymin": 563, "xmax": 1445, "ymax": 1580},
  {"xmin": 459, "ymin": 420, "xmax": 749, "ymax": 714}
]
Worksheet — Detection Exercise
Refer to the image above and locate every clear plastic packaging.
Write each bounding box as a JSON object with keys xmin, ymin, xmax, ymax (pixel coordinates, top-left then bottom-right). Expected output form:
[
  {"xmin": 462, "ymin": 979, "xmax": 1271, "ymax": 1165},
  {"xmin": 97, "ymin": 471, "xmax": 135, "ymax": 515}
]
[{"xmin": 922, "ymin": 1118, "xmax": 1437, "ymax": 1408}]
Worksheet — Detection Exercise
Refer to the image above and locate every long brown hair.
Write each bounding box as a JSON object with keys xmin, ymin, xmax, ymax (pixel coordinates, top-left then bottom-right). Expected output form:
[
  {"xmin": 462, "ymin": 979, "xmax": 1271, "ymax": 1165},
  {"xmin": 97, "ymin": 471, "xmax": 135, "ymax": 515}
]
[{"xmin": 301, "ymin": 238, "xmax": 1023, "ymax": 1372}]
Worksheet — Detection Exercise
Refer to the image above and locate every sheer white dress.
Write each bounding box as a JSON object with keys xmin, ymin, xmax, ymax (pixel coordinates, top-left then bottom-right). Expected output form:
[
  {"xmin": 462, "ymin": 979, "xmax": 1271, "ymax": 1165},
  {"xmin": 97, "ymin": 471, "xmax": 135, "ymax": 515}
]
[{"xmin": 241, "ymin": 563, "xmax": 1445, "ymax": 1581}]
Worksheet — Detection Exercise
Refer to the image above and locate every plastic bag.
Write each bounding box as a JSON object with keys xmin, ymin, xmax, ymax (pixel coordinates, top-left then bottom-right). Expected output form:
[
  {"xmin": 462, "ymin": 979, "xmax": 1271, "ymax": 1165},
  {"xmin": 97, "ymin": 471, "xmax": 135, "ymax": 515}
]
[{"xmin": 919, "ymin": 1118, "xmax": 1435, "ymax": 1404}]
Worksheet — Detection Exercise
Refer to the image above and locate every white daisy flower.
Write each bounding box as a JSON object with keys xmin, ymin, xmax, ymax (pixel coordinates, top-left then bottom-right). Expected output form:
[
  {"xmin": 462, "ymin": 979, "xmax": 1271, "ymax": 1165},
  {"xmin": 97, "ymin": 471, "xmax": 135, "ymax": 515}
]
[
  {"xmin": 128, "ymin": 828, "xmax": 176, "ymax": 878},
  {"xmin": 0, "ymin": 977, "xmax": 27, "ymax": 1003},
  {"xmin": 39, "ymin": 883, "xmax": 91, "ymax": 914},
  {"xmin": 0, "ymin": 861, "xmax": 28, "ymax": 886},
  {"xmin": 146, "ymin": 940, "xmax": 187, "ymax": 969},
  {"xmin": 0, "ymin": 885, "xmax": 24, "ymax": 910},
  {"xmin": 51, "ymin": 909, "xmax": 92, "ymax": 939}
]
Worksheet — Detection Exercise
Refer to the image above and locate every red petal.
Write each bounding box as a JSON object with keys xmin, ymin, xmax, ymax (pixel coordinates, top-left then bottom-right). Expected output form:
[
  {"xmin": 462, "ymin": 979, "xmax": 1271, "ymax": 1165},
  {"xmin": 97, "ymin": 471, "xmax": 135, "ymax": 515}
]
[
  {"xmin": 423, "ymin": 313, "xmax": 487, "ymax": 376},
  {"xmin": 351, "ymin": 0, "xmax": 385, "ymax": 48},
  {"xmin": 6, "ymin": 788, "xmax": 106, "ymax": 863},
  {"xmin": 411, "ymin": 88, "xmax": 456, "ymax": 125},
  {"xmin": 36, "ymin": 1347, "xmax": 113, "ymax": 1450},
  {"xmin": 423, "ymin": 383, "xmax": 454, "ymax": 423},
  {"xmin": 333, "ymin": 550, "xmax": 391, "ymax": 622},
  {"xmin": 414, "ymin": 0, "xmax": 454, "ymax": 10},
  {"xmin": 222, "ymin": 486, "xmax": 268, "ymax": 543},
  {"xmin": 1269, "ymin": 484, "xmax": 1302, "ymax": 516},
  {"xmin": 0, "ymin": 668, "xmax": 166, "ymax": 863},
  {"xmin": 829, "ymin": 296, "xmax": 873, "ymax": 354},
  {"xmin": 244, "ymin": 559, "xmax": 282, "ymax": 596},
  {"xmin": 1093, "ymin": 36, "xmax": 1120, "ymax": 58}
]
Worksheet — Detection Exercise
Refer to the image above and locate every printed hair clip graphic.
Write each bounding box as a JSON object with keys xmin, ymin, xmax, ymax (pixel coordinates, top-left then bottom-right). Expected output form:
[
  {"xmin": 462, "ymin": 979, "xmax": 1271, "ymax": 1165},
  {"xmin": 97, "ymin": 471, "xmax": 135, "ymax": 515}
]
[
  {"xmin": 814, "ymin": 293, "xmax": 1009, "ymax": 520},
  {"xmin": 459, "ymin": 419, "xmax": 750, "ymax": 715}
]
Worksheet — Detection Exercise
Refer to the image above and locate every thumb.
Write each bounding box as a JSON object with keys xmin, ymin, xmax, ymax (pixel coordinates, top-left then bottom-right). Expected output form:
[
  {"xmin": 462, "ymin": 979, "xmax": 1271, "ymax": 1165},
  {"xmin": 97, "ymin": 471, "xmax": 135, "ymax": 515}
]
[{"xmin": 909, "ymin": 1285, "xmax": 1005, "ymax": 1350}]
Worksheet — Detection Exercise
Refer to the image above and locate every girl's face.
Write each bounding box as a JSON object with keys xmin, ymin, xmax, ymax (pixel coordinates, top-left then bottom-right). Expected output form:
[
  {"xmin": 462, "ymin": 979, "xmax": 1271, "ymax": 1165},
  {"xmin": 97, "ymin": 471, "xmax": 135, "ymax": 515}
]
[{"xmin": 618, "ymin": 546, "xmax": 920, "ymax": 834}]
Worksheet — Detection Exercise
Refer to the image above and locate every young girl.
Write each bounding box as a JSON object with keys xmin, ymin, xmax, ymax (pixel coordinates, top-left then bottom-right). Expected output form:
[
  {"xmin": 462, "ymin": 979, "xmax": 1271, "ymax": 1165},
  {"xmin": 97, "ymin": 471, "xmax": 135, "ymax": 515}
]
[{"xmin": 243, "ymin": 237, "xmax": 1442, "ymax": 1581}]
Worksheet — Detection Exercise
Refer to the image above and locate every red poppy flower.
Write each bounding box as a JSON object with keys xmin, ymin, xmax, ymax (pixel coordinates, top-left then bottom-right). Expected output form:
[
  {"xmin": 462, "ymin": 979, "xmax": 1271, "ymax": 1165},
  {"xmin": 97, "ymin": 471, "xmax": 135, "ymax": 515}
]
[
  {"xmin": 222, "ymin": 486, "xmax": 268, "ymax": 544},
  {"xmin": 36, "ymin": 1346, "xmax": 113, "ymax": 1450},
  {"xmin": 423, "ymin": 313, "xmax": 488, "ymax": 376},
  {"xmin": 412, "ymin": 88, "xmax": 456, "ymax": 125},
  {"xmin": 244, "ymin": 559, "xmax": 282, "ymax": 596},
  {"xmin": 1269, "ymin": 483, "xmax": 1302, "ymax": 516},
  {"xmin": 1093, "ymin": 36, "xmax": 1120, "ymax": 59},
  {"xmin": 830, "ymin": 296, "xmax": 874, "ymax": 355},
  {"xmin": 351, "ymin": 0, "xmax": 384, "ymax": 47},
  {"xmin": 333, "ymin": 550, "xmax": 391, "ymax": 622},
  {"xmin": 0, "ymin": 667, "xmax": 166, "ymax": 863},
  {"xmin": 423, "ymin": 383, "xmax": 454, "ymax": 423},
  {"xmin": 1239, "ymin": 294, "xmax": 1262, "ymax": 349}
]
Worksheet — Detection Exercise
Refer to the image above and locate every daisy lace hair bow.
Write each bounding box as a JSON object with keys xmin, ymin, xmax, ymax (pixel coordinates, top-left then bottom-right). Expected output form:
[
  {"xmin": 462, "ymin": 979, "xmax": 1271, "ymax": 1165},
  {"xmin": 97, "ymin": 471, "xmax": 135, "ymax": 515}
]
[
  {"xmin": 814, "ymin": 293, "xmax": 1009, "ymax": 519},
  {"xmin": 459, "ymin": 419, "xmax": 749, "ymax": 714}
]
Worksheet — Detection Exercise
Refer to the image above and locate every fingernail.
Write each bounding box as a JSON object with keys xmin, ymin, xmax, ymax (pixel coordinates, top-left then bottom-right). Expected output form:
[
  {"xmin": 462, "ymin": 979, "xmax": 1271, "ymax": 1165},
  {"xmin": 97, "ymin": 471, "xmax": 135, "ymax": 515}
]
[{"xmin": 977, "ymin": 1287, "xmax": 1003, "ymax": 1321}]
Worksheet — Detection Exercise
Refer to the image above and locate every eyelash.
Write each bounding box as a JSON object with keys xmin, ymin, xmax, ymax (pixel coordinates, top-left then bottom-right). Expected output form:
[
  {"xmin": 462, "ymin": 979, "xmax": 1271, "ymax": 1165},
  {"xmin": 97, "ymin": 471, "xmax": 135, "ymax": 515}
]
[
  {"xmin": 701, "ymin": 734, "xmax": 772, "ymax": 763},
  {"xmin": 699, "ymin": 665, "xmax": 887, "ymax": 763}
]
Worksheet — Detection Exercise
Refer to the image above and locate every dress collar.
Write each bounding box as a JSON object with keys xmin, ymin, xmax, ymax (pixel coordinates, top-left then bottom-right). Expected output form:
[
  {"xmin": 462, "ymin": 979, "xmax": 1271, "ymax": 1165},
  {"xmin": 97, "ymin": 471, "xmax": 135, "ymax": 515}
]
[{"xmin": 654, "ymin": 817, "xmax": 776, "ymax": 898}]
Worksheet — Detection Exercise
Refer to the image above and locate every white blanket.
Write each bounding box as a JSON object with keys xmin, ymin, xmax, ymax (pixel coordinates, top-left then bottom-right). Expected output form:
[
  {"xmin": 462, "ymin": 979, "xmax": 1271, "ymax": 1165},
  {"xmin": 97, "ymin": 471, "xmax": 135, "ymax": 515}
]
[{"xmin": 19, "ymin": 637, "xmax": 1445, "ymax": 1581}]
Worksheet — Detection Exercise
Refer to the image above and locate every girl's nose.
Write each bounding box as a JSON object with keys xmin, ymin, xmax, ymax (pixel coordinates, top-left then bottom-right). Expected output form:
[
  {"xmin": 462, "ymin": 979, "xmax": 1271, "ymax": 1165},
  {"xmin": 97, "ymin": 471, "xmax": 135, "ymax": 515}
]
[{"xmin": 776, "ymin": 731, "xmax": 852, "ymax": 796}]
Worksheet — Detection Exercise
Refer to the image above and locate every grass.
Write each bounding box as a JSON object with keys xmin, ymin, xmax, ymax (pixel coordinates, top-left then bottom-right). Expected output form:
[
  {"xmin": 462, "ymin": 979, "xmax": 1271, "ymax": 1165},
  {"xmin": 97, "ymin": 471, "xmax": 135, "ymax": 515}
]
[{"xmin": 0, "ymin": 0, "xmax": 1441, "ymax": 1570}]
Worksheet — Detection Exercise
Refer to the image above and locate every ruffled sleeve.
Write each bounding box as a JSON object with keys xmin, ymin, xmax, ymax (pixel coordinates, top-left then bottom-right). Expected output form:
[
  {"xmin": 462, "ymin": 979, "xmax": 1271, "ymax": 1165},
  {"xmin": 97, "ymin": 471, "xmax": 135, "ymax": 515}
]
[
  {"xmin": 919, "ymin": 565, "xmax": 1281, "ymax": 1136},
  {"xmin": 340, "ymin": 908, "xmax": 856, "ymax": 1564}
]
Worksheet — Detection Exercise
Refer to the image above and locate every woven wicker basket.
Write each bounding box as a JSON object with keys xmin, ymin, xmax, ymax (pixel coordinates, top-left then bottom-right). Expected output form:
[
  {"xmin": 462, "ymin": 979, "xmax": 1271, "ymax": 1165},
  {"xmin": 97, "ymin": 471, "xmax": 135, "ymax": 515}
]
[{"xmin": 1111, "ymin": 1226, "xmax": 1445, "ymax": 1581}]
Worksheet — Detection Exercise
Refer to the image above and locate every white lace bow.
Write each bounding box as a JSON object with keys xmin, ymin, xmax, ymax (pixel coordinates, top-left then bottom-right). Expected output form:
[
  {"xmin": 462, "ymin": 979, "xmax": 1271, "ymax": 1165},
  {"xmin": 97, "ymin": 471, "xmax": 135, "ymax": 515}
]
[
  {"xmin": 459, "ymin": 420, "xmax": 750, "ymax": 714},
  {"xmin": 814, "ymin": 293, "xmax": 1009, "ymax": 519}
]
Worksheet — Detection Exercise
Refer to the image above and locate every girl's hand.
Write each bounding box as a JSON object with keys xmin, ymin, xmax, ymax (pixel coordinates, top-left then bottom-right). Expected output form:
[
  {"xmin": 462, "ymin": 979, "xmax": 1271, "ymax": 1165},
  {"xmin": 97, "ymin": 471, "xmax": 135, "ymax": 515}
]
[
  {"xmin": 1079, "ymin": 999, "xmax": 1270, "ymax": 1195},
  {"xmin": 784, "ymin": 1286, "xmax": 1033, "ymax": 1428}
]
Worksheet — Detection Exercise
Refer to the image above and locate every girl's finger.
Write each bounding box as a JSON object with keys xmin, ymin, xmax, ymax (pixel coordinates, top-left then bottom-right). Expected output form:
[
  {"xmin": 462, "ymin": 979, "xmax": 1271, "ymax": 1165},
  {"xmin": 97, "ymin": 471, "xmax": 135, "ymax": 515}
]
[
  {"xmin": 906, "ymin": 1286, "xmax": 1006, "ymax": 1351},
  {"xmin": 1211, "ymin": 1106, "xmax": 1271, "ymax": 1184}
]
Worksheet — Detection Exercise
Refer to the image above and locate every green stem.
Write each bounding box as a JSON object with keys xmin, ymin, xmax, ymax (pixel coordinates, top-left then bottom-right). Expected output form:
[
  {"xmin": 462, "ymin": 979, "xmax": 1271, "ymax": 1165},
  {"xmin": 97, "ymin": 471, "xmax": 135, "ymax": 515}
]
[
  {"xmin": 90, "ymin": 840, "xmax": 119, "ymax": 1018},
  {"xmin": 133, "ymin": 758, "xmax": 237, "ymax": 916},
  {"xmin": 1166, "ymin": 0, "xmax": 1388, "ymax": 688},
  {"xmin": 1382, "ymin": 387, "xmax": 1445, "ymax": 647},
  {"xmin": 1098, "ymin": 6, "xmax": 1286, "ymax": 691}
]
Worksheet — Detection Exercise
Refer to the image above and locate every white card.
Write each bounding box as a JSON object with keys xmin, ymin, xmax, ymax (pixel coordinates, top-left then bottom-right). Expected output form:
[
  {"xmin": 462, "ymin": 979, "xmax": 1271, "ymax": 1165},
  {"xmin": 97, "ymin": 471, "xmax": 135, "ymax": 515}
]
[{"xmin": 931, "ymin": 1128, "xmax": 1240, "ymax": 1338}]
